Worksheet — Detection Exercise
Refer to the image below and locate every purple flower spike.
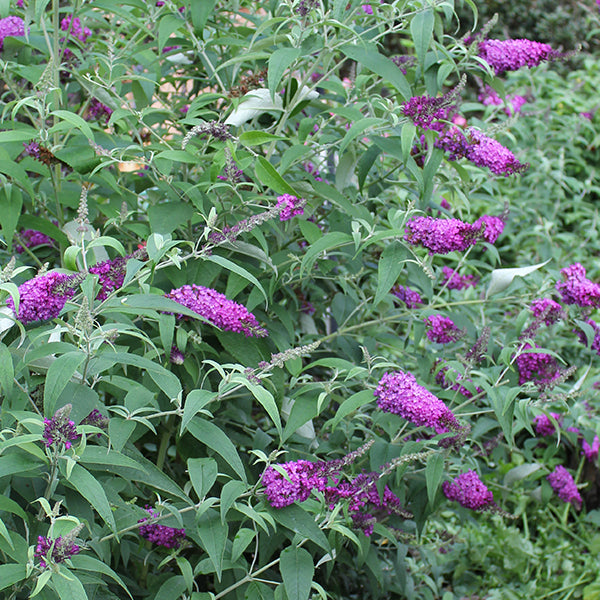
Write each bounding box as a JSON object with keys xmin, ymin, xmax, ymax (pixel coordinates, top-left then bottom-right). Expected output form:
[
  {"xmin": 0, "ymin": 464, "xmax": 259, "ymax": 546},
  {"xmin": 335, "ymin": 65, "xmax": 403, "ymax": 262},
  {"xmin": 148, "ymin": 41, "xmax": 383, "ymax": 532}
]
[
  {"xmin": 583, "ymin": 436, "xmax": 600, "ymax": 463},
  {"xmin": 442, "ymin": 470, "xmax": 495, "ymax": 511},
  {"xmin": 556, "ymin": 263, "xmax": 600, "ymax": 308},
  {"xmin": 424, "ymin": 314, "xmax": 463, "ymax": 344},
  {"xmin": 530, "ymin": 298, "xmax": 564, "ymax": 325},
  {"xmin": 516, "ymin": 343, "xmax": 560, "ymax": 386},
  {"xmin": 15, "ymin": 229, "xmax": 54, "ymax": 253},
  {"xmin": 391, "ymin": 284, "xmax": 423, "ymax": 308},
  {"xmin": 165, "ymin": 284, "xmax": 268, "ymax": 337},
  {"xmin": 35, "ymin": 535, "xmax": 80, "ymax": 569},
  {"xmin": 262, "ymin": 460, "xmax": 329, "ymax": 508},
  {"xmin": 374, "ymin": 370, "xmax": 460, "ymax": 435},
  {"xmin": 473, "ymin": 215, "xmax": 504, "ymax": 245},
  {"xmin": 276, "ymin": 194, "xmax": 305, "ymax": 221},
  {"xmin": 547, "ymin": 465, "xmax": 582, "ymax": 510},
  {"xmin": 7, "ymin": 271, "xmax": 78, "ymax": 324},
  {"xmin": 441, "ymin": 266, "xmax": 478, "ymax": 290},
  {"xmin": 43, "ymin": 405, "xmax": 80, "ymax": 450},
  {"xmin": 404, "ymin": 216, "xmax": 480, "ymax": 255},
  {"xmin": 138, "ymin": 507, "xmax": 185, "ymax": 548},
  {"xmin": 533, "ymin": 412, "xmax": 562, "ymax": 436},
  {"xmin": 0, "ymin": 16, "xmax": 25, "ymax": 50},
  {"xmin": 478, "ymin": 38, "xmax": 559, "ymax": 76},
  {"xmin": 401, "ymin": 93, "xmax": 455, "ymax": 131}
]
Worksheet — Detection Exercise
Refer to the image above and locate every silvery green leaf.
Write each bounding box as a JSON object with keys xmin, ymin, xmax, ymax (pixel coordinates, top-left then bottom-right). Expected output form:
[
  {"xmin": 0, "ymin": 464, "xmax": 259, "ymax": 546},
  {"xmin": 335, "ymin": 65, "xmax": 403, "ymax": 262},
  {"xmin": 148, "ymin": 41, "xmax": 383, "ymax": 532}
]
[{"xmin": 486, "ymin": 259, "xmax": 550, "ymax": 298}]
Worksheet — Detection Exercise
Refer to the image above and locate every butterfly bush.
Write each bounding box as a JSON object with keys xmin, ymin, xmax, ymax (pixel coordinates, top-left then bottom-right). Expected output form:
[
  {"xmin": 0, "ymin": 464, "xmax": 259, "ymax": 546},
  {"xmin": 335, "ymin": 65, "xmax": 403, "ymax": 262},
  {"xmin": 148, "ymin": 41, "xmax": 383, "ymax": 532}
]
[{"xmin": 0, "ymin": 1, "xmax": 597, "ymax": 598}]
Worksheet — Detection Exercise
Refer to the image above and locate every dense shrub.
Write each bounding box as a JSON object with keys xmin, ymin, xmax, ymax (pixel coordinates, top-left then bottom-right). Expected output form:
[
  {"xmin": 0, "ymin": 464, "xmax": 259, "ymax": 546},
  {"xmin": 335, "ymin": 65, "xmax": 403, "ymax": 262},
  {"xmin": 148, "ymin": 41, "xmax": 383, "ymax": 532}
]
[{"xmin": 0, "ymin": 1, "xmax": 599, "ymax": 599}]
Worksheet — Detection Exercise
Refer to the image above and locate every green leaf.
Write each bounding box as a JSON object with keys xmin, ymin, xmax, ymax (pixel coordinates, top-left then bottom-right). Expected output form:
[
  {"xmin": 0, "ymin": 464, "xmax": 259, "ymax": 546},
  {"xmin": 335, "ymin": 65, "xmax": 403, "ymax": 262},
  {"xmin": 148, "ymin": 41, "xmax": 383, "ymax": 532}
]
[
  {"xmin": 158, "ymin": 14, "xmax": 184, "ymax": 51},
  {"xmin": 154, "ymin": 575, "xmax": 188, "ymax": 600},
  {"xmin": 341, "ymin": 43, "xmax": 411, "ymax": 100},
  {"xmin": 50, "ymin": 110, "xmax": 95, "ymax": 141},
  {"xmin": 70, "ymin": 555, "xmax": 132, "ymax": 598},
  {"xmin": 0, "ymin": 452, "xmax": 44, "ymax": 478},
  {"xmin": 190, "ymin": 0, "xmax": 217, "ymax": 33},
  {"xmin": 101, "ymin": 294, "xmax": 205, "ymax": 321},
  {"xmin": 180, "ymin": 389, "xmax": 216, "ymax": 434},
  {"xmin": 255, "ymin": 156, "xmax": 299, "ymax": 196},
  {"xmin": 197, "ymin": 509, "xmax": 228, "ymax": 581},
  {"xmin": 425, "ymin": 452, "xmax": 445, "ymax": 505},
  {"xmin": 268, "ymin": 48, "xmax": 301, "ymax": 100},
  {"xmin": 339, "ymin": 118, "xmax": 385, "ymax": 156},
  {"xmin": 0, "ymin": 494, "xmax": 28, "ymax": 521},
  {"xmin": 51, "ymin": 567, "xmax": 89, "ymax": 600},
  {"xmin": 79, "ymin": 446, "xmax": 147, "ymax": 473},
  {"xmin": 410, "ymin": 9, "xmax": 434, "ymax": 69},
  {"xmin": 239, "ymin": 131, "xmax": 287, "ymax": 146},
  {"xmin": 231, "ymin": 375, "xmax": 282, "ymax": 439},
  {"xmin": 0, "ymin": 150, "xmax": 35, "ymax": 199},
  {"xmin": 0, "ymin": 343, "xmax": 14, "ymax": 399},
  {"xmin": 299, "ymin": 232, "xmax": 352, "ymax": 278},
  {"xmin": 328, "ymin": 389, "xmax": 374, "ymax": 432},
  {"xmin": 0, "ymin": 563, "xmax": 27, "ymax": 592},
  {"xmin": 187, "ymin": 419, "xmax": 247, "ymax": 481},
  {"xmin": 374, "ymin": 242, "xmax": 409, "ymax": 306},
  {"xmin": 17, "ymin": 214, "xmax": 69, "ymax": 247},
  {"xmin": 206, "ymin": 254, "xmax": 268, "ymax": 307},
  {"xmin": 220, "ymin": 480, "xmax": 247, "ymax": 524},
  {"xmin": 280, "ymin": 547, "xmax": 314, "ymax": 600},
  {"xmin": 231, "ymin": 527, "xmax": 255, "ymax": 562},
  {"xmin": 108, "ymin": 419, "xmax": 137, "ymax": 453},
  {"xmin": 148, "ymin": 202, "xmax": 195, "ymax": 235},
  {"xmin": 188, "ymin": 458, "xmax": 218, "ymax": 499},
  {"xmin": 60, "ymin": 463, "xmax": 117, "ymax": 532},
  {"xmin": 43, "ymin": 352, "xmax": 86, "ymax": 416},
  {"xmin": 99, "ymin": 352, "xmax": 182, "ymax": 401},
  {"xmin": 401, "ymin": 123, "xmax": 417, "ymax": 162},
  {"xmin": 268, "ymin": 504, "xmax": 330, "ymax": 552},
  {"xmin": 486, "ymin": 259, "xmax": 551, "ymax": 298},
  {"xmin": 0, "ymin": 186, "xmax": 22, "ymax": 252}
]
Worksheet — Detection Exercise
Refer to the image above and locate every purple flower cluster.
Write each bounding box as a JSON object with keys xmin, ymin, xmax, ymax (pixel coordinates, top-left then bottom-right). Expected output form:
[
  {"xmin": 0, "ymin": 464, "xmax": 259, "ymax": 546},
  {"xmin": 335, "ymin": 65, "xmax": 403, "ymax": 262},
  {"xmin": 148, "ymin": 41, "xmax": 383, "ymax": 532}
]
[
  {"xmin": 361, "ymin": 4, "xmax": 373, "ymax": 14},
  {"xmin": 401, "ymin": 93, "xmax": 456, "ymax": 130},
  {"xmin": 477, "ymin": 38, "xmax": 558, "ymax": 76},
  {"xmin": 441, "ymin": 266, "xmax": 478, "ymax": 290},
  {"xmin": 15, "ymin": 228, "xmax": 53, "ymax": 253},
  {"xmin": 530, "ymin": 298, "xmax": 564, "ymax": 325},
  {"xmin": 217, "ymin": 156, "xmax": 243, "ymax": 184},
  {"xmin": 262, "ymin": 460, "xmax": 330, "ymax": 508},
  {"xmin": 295, "ymin": 0, "xmax": 320, "ymax": 17},
  {"xmin": 435, "ymin": 362, "xmax": 481, "ymax": 399},
  {"xmin": 35, "ymin": 535, "xmax": 80, "ymax": 569},
  {"xmin": 87, "ymin": 98, "xmax": 113, "ymax": 123},
  {"xmin": 326, "ymin": 473, "xmax": 410, "ymax": 536},
  {"xmin": 583, "ymin": 436, "xmax": 600, "ymax": 462},
  {"xmin": 89, "ymin": 255, "xmax": 131, "ymax": 301},
  {"xmin": 165, "ymin": 284, "xmax": 268, "ymax": 337},
  {"xmin": 556, "ymin": 263, "xmax": 600, "ymax": 307},
  {"xmin": 437, "ymin": 128, "xmax": 528, "ymax": 176},
  {"xmin": 138, "ymin": 507, "xmax": 186, "ymax": 548},
  {"xmin": 7, "ymin": 271, "xmax": 77, "ymax": 324},
  {"xmin": 515, "ymin": 343, "xmax": 560, "ymax": 386},
  {"xmin": 304, "ymin": 162, "xmax": 324, "ymax": 182},
  {"xmin": 473, "ymin": 214, "xmax": 505, "ymax": 245},
  {"xmin": 391, "ymin": 284, "xmax": 423, "ymax": 308},
  {"xmin": 424, "ymin": 314, "xmax": 463, "ymax": 344},
  {"xmin": 81, "ymin": 409, "xmax": 109, "ymax": 431},
  {"xmin": 404, "ymin": 216, "xmax": 481, "ymax": 255},
  {"xmin": 0, "ymin": 15, "xmax": 24, "ymax": 50},
  {"xmin": 547, "ymin": 465, "xmax": 582, "ymax": 510},
  {"xmin": 170, "ymin": 346, "xmax": 185, "ymax": 365},
  {"xmin": 60, "ymin": 15, "xmax": 91, "ymax": 43},
  {"xmin": 43, "ymin": 406, "xmax": 80, "ymax": 450},
  {"xmin": 575, "ymin": 319, "xmax": 600, "ymax": 356},
  {"xmin": 276, "ymin": 194, "xmax": 305, "ymax": 221},
  {"xmin": 478, "ymin": 86, "xmax": 527, "ymax": 115},
  {"xmin": 533, "ymin": 412, "xmax": 562, "ymax": 436},
  {"xmin": 391, "ymin": 55, "xmax": 417, "ymax": 74},
  {"xmin": 374, "ymin": 370, "xmax": 460, "ymax": 435},
  {"xmin": 442, "ymin": 470, "xmax": 495, "ymax": 511}
]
